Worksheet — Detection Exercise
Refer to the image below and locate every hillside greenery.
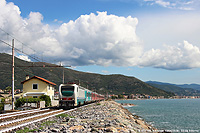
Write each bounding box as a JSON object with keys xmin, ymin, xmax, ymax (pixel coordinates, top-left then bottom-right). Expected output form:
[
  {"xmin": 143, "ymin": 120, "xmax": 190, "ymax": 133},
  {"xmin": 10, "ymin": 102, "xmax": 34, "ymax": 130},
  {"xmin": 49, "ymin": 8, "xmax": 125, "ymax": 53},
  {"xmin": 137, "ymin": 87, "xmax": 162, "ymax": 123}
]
[
  {"xmin": 0, "ymin": 53, "xmax": 174, "ymax": 97},
  {"xmin": 146, "ymin": 81, "xmax": 200, "ymax": 96}
]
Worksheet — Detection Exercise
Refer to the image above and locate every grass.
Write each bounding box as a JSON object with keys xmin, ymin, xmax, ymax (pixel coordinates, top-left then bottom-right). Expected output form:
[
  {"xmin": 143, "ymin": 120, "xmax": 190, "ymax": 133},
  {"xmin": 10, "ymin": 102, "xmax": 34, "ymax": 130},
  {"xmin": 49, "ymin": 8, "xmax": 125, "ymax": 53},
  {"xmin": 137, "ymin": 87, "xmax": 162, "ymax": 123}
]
[
  {"xmin": 41, "ymin": 120, "xmax": 56, "ymax": 126},
  {"xmin": 56, "ymin": 113, "xmax": 75, "ymax": 118},
  {"xmin": 16, "ymin": 120, "xmax": 57, "ymax": 133},
  {"xmin": 96, "ymin": 103, "xmax": 101, "ymax": 105},
  {"xmin": 16, "ymin": 127, "xmax": 38, "ymax": 133}
]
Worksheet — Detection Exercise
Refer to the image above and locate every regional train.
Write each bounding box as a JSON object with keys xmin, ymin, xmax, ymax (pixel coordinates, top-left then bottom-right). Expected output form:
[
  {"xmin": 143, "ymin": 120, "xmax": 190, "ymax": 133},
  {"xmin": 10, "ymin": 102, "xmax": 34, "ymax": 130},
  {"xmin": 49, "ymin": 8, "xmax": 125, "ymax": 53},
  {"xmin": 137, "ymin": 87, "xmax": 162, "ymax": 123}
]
[{"xmin": 59, "ymin": 83, "xmax": 104, "ymax": 107}]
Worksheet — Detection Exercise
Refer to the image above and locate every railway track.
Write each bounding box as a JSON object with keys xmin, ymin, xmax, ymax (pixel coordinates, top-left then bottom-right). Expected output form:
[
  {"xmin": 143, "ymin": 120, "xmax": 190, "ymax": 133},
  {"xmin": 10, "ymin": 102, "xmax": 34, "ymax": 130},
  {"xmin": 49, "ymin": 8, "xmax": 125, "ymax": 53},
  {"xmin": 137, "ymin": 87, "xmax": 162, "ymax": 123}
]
[{"xmin": 0, "ymin": 103, "xmax": 94, "ymax": 133}]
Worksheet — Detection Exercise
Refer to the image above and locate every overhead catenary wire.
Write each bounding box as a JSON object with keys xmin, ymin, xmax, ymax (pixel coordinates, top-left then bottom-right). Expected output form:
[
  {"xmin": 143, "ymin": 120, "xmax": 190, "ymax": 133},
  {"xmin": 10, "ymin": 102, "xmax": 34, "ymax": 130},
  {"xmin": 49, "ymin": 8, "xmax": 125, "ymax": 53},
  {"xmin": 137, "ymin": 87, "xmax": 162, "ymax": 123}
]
[
  {"xmin": 1, "ymin": 39, "xmax": 71, "ymax": 68},
  {"xmin": 0, "ymin": 27, "xmax": 36, "ymax": 54},
  {"xmin": 0, "ymin": 27, "xmax": 60, "ymax": 64},
  {"xmin": 0, "ymin": 38, "xmax": 42, "ymax": 62}
]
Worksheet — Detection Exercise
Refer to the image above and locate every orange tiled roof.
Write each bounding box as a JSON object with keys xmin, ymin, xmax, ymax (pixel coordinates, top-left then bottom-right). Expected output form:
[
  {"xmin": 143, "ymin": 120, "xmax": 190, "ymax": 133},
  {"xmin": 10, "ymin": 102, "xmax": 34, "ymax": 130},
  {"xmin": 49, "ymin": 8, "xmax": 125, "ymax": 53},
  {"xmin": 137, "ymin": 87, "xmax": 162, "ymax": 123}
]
[{"xmin": 21, "ymin": 76, "xmax": 56, "ymax": 86}]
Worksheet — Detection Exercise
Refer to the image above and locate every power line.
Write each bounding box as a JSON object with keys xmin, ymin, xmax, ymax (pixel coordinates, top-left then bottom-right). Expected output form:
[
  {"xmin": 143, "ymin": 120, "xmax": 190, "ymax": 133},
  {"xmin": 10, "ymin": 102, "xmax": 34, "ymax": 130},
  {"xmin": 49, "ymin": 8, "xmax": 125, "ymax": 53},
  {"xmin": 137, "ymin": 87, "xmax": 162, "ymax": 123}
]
[
  {"xmin": 0, "ymin": 27, "xmax": 59, "ymax": 63},
  {"xmin": 0, "ymin": 27, "xmax": 36, "ymax": 53},
  {"xmin": 0, "ymin": 38, "xmax": 42, "ymax": 62}
]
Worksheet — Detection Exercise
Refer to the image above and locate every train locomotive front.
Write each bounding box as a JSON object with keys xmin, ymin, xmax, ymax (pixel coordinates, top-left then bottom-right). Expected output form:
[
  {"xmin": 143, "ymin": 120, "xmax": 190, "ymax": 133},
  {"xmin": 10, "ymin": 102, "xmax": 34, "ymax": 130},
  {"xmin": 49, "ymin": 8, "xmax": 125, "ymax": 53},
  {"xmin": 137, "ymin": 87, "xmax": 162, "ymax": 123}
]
[
  {"xmin": 59, "ymin": 84, "xmax": 77, "ymax": 107},
  {"xmin": 59, "ymin": 83, "xmax": 104, "ymax": 107}
]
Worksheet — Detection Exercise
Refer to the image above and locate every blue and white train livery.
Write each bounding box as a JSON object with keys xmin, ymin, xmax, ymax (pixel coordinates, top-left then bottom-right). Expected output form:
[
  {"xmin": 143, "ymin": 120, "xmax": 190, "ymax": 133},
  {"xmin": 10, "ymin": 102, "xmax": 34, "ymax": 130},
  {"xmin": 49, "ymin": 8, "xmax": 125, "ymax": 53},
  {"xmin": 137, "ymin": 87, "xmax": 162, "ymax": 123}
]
[{"xmin": 59, "ymin": 83, "xmax": 104, "ymax": 107}]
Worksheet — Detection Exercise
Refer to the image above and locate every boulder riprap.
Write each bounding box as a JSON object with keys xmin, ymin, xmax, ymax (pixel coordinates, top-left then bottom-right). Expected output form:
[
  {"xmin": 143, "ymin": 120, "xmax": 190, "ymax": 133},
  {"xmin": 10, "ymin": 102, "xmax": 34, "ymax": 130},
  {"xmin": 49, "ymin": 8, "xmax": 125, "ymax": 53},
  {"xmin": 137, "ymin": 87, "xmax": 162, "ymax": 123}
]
[{"xmin": 14, "ymin": 100, "xmax": 156, "ymax": 133}]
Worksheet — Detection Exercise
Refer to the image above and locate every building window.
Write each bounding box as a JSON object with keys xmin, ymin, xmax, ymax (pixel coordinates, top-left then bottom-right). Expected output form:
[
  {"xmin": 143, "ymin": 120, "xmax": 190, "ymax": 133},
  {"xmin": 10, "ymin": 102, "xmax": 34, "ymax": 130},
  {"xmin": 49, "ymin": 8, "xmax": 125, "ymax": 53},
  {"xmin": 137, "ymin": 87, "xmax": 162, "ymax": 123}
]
[
  {"xmin": 33, "ymin": 84, "xmax": 38, "ymax": 89},
  {"xmin": 33, "ymin": 96, "xmax": 38, "ymax": 98}
]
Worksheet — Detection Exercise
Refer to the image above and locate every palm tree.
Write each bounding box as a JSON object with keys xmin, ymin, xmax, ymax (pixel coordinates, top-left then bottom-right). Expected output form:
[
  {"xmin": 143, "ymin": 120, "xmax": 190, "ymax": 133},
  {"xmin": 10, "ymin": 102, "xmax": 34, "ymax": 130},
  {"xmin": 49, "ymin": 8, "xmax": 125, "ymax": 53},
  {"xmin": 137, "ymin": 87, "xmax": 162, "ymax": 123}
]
[{"xmin": 5, "ymin": 86, "xmax": 12, "ymax": 94}]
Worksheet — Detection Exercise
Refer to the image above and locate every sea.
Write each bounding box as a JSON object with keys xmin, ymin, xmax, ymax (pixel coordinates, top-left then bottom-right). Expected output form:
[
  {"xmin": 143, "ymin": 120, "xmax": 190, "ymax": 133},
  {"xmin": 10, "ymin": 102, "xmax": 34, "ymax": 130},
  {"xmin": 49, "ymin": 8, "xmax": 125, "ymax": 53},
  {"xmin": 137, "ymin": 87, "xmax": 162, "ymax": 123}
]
[{"xmin": 116, "ymin": 99, "xmax": 200, "ymax": 133}]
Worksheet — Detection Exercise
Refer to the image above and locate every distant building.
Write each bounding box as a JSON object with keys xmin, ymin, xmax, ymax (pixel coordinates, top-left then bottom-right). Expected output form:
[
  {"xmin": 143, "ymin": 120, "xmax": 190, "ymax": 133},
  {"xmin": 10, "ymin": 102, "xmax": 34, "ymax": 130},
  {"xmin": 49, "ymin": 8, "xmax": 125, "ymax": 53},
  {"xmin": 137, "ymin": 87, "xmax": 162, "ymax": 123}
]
[
  {"xmin": 54, "ymin": 91, "xmax": 59, "ymax": 100},
  {"xmin": 21, "ymin": 75, "xmax": 56, "ymax": 100},
  {"xmin": 14, "ymin": 89, "xmax": 21, "ymax": 94}
]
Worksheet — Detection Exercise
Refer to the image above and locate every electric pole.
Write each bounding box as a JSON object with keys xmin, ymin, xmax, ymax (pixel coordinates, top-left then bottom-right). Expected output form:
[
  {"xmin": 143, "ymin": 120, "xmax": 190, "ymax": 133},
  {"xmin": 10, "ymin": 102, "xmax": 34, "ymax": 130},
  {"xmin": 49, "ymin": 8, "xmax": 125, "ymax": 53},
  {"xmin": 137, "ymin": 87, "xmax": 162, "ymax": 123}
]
[
  {"xmin": 63, "ymin": 67, "xmax": 64, "ymax": 84},
  {"xmin": 12, "ymin": 39, "xmax": 14, "ymax": 110}
]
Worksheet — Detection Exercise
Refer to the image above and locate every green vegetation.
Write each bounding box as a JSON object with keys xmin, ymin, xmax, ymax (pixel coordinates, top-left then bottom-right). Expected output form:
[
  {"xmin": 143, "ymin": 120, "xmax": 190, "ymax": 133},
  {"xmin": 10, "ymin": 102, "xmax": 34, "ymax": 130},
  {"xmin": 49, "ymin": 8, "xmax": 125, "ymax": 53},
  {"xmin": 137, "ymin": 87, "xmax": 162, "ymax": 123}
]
[
  {"xmin": 0, "ymin": 98, "xmax": 5, "ymax": 111},
  {"xmin": 41, "ymin": 120, "xmax": 56, "ymax": 126},
  {"xmin": 39, "ymin": 95, "xmax": 51, "ymax": 107},
  {"xmin": 96, "ymin": 103, "xmax": 101, "ymax": 105},
  {"xmin": 118, "ymin": 94, "xmax": 124, "ymax": 99},
  {"xmin": 16, "ymin": 127, "xmax": 38, "ymax": 133},
  {"xmin": 5, "ymin": 86, "xmax": 12, "ymax": 94},
  {"xmin": 0, "ymin": 53, "xmax": 175, "ymax": 97},
  {"xmin": 15, "ymin": 95, "xmax": 51, "ymax": 108},
  {"xmin": 147, "ymin": 81, "xmax": 200, "ymax": 96},
  {"xmin": 15, "ymin": 120, "xmax": 56, "ymax": 133},
  {"xmin": 15, "ymin": 97, "xmax": 41, "ymax": 108},
  {"xmin": 56, "ymin": 113, "xmax": 74, "ymax": 118}
]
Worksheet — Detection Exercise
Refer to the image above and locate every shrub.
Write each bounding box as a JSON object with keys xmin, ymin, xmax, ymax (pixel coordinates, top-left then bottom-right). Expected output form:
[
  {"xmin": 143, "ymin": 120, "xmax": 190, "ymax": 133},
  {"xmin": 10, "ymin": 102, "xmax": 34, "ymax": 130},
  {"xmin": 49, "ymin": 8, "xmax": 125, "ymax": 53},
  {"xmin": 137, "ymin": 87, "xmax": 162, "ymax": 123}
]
[
  {"xmin": 15, "ymin": 97, "xmax": 41, "ymax": 108},
  {"xmin": 39, "ymin": 95, "xmax": 51, "ymax": 107},
  {"xmin": 15, "ymin": 95, "xmax": 51, "ymax": 108},
  {"xmin": 15, "ymin": 97, "xmax": 26, "ymax": 108},
  {"xmin": 28, "ymin": 98, "xmax": 41, "ymax": 103}
]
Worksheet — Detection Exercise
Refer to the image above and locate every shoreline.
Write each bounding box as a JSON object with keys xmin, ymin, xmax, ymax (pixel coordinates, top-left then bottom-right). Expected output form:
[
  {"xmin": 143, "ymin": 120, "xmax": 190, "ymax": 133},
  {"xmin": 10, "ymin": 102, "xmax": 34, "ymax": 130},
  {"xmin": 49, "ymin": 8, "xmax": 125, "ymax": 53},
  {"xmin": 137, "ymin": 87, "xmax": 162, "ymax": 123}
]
[
  {"xmin": 14, "ymin": 100, "xmax": 158, "ymax": 132},
  {"xmin": 116, "ymin": 98, "xmax": 200, "ymax": 133},
  {"xmin": 115, "ymin": 97, "xmax": 200, "ymax": 101},
  {"xmin": 112, "ymin": 100, "xmax": 157, "ymax": 132}
]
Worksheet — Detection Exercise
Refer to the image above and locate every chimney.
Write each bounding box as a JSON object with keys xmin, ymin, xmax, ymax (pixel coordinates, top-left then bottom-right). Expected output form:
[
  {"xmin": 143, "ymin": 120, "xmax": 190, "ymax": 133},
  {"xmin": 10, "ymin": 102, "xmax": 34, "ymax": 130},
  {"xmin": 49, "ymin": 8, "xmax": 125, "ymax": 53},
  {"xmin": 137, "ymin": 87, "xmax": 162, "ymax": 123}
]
[{"xmin": 26, "ymin": 75, "xmax": 29, "ymax": 80}]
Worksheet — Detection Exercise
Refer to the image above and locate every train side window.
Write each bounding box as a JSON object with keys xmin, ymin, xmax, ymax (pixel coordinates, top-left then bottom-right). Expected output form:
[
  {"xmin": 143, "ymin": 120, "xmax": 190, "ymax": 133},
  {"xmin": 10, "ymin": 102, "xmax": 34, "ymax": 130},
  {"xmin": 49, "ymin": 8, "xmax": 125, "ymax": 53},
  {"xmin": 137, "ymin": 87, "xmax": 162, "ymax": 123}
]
[{"xmin": 77, "ymin": 87, "xmax": 78, "ymax": 92}]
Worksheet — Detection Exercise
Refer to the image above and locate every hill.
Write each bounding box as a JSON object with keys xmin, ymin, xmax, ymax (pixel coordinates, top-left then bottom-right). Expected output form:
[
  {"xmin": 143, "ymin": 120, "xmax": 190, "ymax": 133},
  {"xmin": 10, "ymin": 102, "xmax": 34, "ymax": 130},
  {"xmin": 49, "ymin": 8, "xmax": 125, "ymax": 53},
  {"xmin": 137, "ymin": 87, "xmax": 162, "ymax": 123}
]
[
  {"xmin": 176, "ymin": 84, "xmax": 200, "ymax": 91},
  {"xmin": 0, "ymin": 53, "xmax": 174, "ymax": 97},
  {"xmin": 146, "ymin": 81, "xmax": 200, "ymax": 96}
]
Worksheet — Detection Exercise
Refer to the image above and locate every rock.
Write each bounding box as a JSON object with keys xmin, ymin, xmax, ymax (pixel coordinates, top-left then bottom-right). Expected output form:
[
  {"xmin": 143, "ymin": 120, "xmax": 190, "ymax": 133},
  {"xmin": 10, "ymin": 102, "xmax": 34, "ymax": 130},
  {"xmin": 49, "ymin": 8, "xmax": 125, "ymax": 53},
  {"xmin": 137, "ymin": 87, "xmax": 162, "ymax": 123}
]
[
  {"xmin": 69, "ymin": 125, "xmax": 85, "ymax": 130},
  {"xmin": 105, "ymin": 127, "xmax": 118, "ymax": 132},
  {"xmin": 15, "ymin": 101, "xmax": 155, "ymax": 133},
  {"xmin": 50, "ymin": 128, "xmax": 60, "ymax": 132},
  {"xmin": 91, "ymin": 127, "xmax": 99, "ymax": 132}
]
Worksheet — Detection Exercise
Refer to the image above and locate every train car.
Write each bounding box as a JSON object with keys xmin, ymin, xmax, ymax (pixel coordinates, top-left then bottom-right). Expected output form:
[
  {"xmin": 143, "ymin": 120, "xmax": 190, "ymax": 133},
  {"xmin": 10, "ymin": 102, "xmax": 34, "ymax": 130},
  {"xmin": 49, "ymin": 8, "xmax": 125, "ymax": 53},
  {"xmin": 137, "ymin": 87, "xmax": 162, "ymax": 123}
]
[{"xmin": 59, "ymin": 83, "xmax": 104, "ymax": 107}]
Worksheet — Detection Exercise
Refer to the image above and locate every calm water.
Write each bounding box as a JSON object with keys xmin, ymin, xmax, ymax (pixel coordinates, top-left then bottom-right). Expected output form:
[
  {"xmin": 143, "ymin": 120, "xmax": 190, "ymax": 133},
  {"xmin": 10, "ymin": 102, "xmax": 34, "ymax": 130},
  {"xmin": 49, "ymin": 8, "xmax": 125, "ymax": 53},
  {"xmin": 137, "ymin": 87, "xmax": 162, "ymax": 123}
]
[{"xmin": 116, "ymin": 99, "xmax": 200, "ymax": 132}]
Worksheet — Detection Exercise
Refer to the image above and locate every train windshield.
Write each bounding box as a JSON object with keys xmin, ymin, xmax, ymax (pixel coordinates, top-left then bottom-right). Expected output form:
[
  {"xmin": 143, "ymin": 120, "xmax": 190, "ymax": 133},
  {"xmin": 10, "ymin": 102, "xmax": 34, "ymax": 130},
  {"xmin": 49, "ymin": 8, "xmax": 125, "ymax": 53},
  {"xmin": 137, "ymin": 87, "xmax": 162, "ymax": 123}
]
[{"xmin": 61, "ymin": 86, "xmax": 74, "ymax": 96}]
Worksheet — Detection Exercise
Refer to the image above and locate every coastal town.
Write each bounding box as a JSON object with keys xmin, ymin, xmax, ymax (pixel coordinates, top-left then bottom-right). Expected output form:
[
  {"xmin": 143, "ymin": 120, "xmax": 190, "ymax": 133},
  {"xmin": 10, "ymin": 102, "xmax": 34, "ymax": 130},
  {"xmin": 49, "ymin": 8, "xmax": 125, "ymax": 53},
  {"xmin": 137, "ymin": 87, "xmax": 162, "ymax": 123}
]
[{"xmin": 1, "ymin": 0, "xmax": 200, "ymax": 131}]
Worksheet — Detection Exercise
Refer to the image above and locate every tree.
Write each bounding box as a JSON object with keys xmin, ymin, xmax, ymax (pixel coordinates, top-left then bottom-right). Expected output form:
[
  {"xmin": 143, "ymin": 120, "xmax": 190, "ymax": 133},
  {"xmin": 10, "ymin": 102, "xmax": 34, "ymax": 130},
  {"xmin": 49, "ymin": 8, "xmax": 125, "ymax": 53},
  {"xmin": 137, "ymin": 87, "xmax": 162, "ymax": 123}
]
[
  {"xmin": 39, "ymin": 95, "xmax": 51, "ymax": 107},
  {"xmin": 15, "ymin": 97, "xmax": 26, "ymax": 108},
  {"xmin": 118, "ymin": 94, "xmax": 124, "ymax": 99},
  {"xmin": 0, "ymin": 98, "xmax": 5, "ymax": 111},
  {"xmin": 5, "ymin": 86, "xmax": 12, "ymax": 94}
]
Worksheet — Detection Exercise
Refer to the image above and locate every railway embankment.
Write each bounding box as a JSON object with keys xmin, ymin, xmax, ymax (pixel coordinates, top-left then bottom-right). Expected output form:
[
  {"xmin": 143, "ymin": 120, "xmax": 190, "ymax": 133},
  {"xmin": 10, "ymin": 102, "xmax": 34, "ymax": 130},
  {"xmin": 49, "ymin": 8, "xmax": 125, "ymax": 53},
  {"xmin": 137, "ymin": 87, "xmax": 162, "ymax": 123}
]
[{"xmin": 15, "ymin": 100, "xmax": 156, "ymax": 132}]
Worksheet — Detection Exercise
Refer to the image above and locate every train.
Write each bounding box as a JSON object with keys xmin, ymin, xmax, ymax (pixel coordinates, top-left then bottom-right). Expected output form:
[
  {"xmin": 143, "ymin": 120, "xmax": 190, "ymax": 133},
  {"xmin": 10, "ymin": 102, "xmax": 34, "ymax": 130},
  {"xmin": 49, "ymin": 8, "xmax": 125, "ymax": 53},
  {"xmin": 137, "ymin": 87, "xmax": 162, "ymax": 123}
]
[{"xmin": 59, "ymin": 83, "xmax": 104, "ymax": 107}]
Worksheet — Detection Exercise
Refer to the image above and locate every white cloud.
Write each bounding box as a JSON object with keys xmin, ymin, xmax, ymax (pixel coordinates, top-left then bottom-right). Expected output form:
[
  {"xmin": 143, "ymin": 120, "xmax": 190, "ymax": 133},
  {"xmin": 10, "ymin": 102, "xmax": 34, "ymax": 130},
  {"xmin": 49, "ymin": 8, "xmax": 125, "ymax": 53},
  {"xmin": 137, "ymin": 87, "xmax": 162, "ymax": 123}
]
[
  {"xmin": 17, "ymin": 55, "xmax": 31, "ymax": 62},
  {"xmin": 1, "ymin": 0, "xmax": 200, "ymax": 70},
  {"xmin": 155, "ymin": 0, "xmax": 170, "ymax": 8},
  {"xmin": 143, "ymin": 0, "xmax": 198, "ymax": 10},
  {"xmin": 54, "ymin": 19, "xmax": 63, "ymax": 23},
  {"xmin": 139, "ymin": 41, "xmax": 200, "ymax": 70}
]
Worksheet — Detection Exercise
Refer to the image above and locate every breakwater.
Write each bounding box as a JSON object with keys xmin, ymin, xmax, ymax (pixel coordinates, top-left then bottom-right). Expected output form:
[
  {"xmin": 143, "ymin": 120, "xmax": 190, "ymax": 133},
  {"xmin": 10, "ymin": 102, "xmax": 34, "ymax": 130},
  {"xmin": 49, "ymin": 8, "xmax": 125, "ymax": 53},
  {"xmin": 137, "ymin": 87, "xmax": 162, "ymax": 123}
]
[{"xmin": 14, "ymin": 100, "xmax": 156, "ymax": 132}]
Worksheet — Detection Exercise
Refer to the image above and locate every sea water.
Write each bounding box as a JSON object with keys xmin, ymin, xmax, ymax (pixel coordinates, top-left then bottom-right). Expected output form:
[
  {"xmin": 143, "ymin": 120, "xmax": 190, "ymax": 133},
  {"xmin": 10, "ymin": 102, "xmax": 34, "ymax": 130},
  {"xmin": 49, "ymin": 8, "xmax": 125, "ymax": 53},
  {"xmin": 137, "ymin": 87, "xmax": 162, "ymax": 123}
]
[{"xmin": 116, "ymin": 99, "xmax": 200, "ymax": 132}]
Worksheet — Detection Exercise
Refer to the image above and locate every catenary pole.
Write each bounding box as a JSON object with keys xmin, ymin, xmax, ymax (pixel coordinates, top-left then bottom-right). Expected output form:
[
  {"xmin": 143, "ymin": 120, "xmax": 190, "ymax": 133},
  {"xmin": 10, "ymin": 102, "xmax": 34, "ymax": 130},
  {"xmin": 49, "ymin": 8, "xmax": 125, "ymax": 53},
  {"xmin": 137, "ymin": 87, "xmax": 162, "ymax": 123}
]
[
  {"xmin": 12, "ymin": 39, "xmax": 14, "ymax": 110},
  {"xmin": 63, "ymin": 67, "xmax": 64, "ymax": 84}
]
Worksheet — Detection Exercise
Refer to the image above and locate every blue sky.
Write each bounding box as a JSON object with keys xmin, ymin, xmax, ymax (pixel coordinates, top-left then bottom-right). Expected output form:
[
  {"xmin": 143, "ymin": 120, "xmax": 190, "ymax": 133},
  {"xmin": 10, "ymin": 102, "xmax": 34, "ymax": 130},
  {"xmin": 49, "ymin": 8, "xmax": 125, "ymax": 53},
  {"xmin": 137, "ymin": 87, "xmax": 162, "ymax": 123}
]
[{"xmin": 1, "ymin": 0, "xmax": 200, "ymax": 84}]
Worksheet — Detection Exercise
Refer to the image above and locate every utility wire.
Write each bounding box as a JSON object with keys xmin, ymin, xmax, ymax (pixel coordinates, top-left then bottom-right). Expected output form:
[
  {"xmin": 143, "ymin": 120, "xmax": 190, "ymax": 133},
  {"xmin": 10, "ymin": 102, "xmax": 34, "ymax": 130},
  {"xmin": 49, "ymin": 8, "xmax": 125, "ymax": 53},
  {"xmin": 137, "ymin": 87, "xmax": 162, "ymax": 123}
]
[
  {"xmin": 0, "ymin": 38, "xmax": 42, "ymax": 62},
  {"xmin": 1, "ymin": 39, "xmax": 71, "ymax": 68},
  {"xmin": 0, "ymin": 27, "xmax": 36, "ymax": 53},
  {"xmin": 0, "ymin": 27, "xmax": 59, "ymax": 64}
]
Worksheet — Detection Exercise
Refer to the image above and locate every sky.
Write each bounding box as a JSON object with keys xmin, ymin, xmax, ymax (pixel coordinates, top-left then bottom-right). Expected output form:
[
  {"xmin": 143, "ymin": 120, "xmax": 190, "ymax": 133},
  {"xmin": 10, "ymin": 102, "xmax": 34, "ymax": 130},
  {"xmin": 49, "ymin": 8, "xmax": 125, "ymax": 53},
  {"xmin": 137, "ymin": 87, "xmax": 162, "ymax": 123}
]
[{"xmin": 1, "ymin": 0, "xmax": 200, "ymax": 84}]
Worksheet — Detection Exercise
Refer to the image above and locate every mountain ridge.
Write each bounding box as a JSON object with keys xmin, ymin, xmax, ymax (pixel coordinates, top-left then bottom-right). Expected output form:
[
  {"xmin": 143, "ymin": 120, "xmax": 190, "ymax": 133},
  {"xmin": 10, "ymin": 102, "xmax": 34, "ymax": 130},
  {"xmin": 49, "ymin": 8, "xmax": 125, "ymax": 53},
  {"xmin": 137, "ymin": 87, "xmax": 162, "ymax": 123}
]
[
  {"xmin": 146, "ymin": 81, "xmax": 200, "ymax": 96},
  {"xmin": 0, "ymin": 53, "xmax": 174, "ymax": 97}
]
